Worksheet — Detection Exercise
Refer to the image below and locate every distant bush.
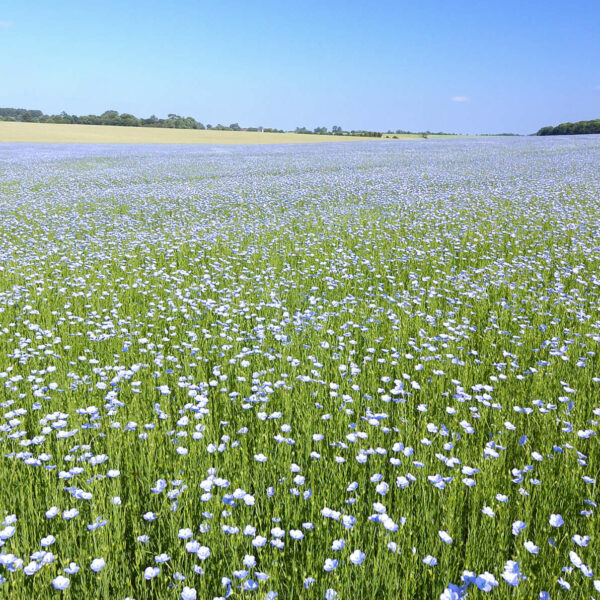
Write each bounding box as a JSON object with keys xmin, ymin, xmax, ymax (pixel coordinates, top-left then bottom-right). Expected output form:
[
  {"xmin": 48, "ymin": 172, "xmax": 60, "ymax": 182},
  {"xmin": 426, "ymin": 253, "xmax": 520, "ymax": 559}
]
[{"xmin": 349, "ymin": 130, "xmax": 383, "ymax": 138}]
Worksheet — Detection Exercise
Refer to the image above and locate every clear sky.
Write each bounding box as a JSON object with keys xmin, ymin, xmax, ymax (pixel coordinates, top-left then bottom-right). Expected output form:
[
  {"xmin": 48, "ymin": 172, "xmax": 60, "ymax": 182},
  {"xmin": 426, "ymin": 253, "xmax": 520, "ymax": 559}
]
[{"xmin": 1, "ymin": 0, "xmax": 599, "ymax": 134}]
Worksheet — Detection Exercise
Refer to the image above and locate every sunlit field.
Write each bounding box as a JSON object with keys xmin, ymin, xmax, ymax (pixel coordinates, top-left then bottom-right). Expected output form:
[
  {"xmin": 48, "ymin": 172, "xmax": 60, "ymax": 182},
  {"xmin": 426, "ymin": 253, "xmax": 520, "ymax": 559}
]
[
  {"xmin": 0, "ymin": 138, "xmax": 599, "ymax": 600},
  {"xmin": 0, "ymin": 122, "xmax": 399, "ymax": 145}
]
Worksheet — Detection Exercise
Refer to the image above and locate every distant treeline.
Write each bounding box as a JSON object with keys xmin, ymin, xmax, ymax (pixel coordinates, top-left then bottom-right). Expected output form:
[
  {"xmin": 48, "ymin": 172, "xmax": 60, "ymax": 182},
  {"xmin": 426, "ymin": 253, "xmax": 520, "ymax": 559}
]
[
  {"xmin": 295, "ymin": 126, "xmax": 382, "ymax": 137},
  {"xmin": 536, "ymin": 119, "xmax": 600, "ymax": 136},
  {"xmin": 392, "ymin": 129, "xmax": 453, "ymax": 136},
  {"xmin": 0, "ymin": 108, "xmax": 383, "ymax": 137},
  {"xmin": 0, "ymin": 107, "xmax": 283, "ymax": 132}
]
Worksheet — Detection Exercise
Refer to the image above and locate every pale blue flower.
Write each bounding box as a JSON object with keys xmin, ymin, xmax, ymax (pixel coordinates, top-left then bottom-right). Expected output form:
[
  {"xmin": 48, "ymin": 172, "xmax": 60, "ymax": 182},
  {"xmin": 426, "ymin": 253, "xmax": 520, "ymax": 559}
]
[
  {"xmin": 45, "ymin": 507, "xmax": 59, "ymax": 519},
  {"xmin": 243, "ymin": 554, "xmax": 256, "ymax": 568},
  {"xmin": 438, "ymin": 531, "xmax": 453, "ymax": 544},
  {"xmin": 511, "ymin": 520, "xmax": 526, "ymax": 535},
  {"xmin": 473, "ymin": 572, "xmax": 498, "ymax": 592},
  {"xmin": 52, "ymin": 575, "xmax": 70, "ymax": 590},
  {"xmin": 324, "ymin": 558, "xmax": 338, "ymax": 572},
  {"xmin": 440, "ymin": 584, "xmax": 467, "ymax": 600},
  {"xmin": 557, "ymin": 577, "xmax": 570, "ymax": 590},
  {"xmin": 154, "ymin": 553, "xmax": 170, "ymax": 563},
  {"xmin": 524, "ymin": 541, "xmax": 538, "ymax": 554},
  {"xmin": 64, "ymin": 562, "xmax": 79, "ymax": 575},
  {"xmin": 304, "ymin": 577, "xmax": 316, "ymax": 588},
  {"xmin": 144, "ymin": 566, "xmax": 160, "ymax": 580},
  {"xmin": 549, "ymin": 514, "xmax": 564, "ymax": 527},
  {"xmin": 502, "ymin": 561, "xmax": 525, "ymax": 586},
  {"xmin": 243, "ymin": 579, "xmax": 258, "ymax": 591},
  {"xmin": 572, "ymin": 534, "xmax": 589, "ymax": 547},
  {"xmin": 90, "ymin": 558, "xmax": 105, "ymax": 572},
  {"xmin": 332, "ymin": 539, "xmax": 345, "ymax": 551},
  {"xmin": 24, "ymin": 561, "xmax": 40, "ymax": 576},
  {"xmin": 181, "ymin": 587, "xmax": 197, "ymax": 600}
]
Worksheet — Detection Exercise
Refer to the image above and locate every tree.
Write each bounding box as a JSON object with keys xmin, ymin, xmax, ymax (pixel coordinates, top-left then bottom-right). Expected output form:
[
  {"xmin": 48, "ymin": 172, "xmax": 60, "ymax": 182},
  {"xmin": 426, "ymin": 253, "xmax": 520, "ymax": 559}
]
[{"xmin": 536, "ymin": 119, "xmax": 600, "ymax": 136}]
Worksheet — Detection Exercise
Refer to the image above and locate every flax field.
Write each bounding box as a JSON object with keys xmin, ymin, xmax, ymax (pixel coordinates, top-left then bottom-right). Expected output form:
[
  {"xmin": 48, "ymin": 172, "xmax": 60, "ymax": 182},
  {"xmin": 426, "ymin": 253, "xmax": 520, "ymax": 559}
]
[{"xmin": 0, "ymin": 138, "xmax": 599, "ymax": 599}]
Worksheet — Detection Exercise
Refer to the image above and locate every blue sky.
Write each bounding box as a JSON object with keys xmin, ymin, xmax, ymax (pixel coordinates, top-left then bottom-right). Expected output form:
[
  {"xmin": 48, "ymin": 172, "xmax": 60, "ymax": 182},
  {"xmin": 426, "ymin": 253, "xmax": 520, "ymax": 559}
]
[{"xmin": 1, "ymin": 0, "xmax": 599, "ymax": 134}]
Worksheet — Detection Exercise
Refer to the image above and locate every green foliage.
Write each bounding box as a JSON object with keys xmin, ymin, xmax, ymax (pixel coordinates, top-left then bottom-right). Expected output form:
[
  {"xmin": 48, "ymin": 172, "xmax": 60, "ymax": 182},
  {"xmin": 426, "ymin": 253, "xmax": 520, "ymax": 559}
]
[
  {"xmin": 349, "ymin": 130, "xmax": 383, "ymax": 137},
  {"xmin": 1, "ymin": 108, "xmax": 208, "ymax": 130},
  {"xmin": 536, "ymin": 119, "xmax": 600, "ymax": 135},
  {"xmin": 0, "ymin": 107, "xmax": 43, "ymax": 120}
]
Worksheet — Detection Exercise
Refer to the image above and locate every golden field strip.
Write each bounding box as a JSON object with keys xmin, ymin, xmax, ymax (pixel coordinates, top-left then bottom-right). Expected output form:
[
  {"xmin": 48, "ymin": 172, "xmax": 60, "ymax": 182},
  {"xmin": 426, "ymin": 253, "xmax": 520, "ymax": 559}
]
[{"xmin": 0, "ymin": 122, "xmax": 422, "ymax": 145}]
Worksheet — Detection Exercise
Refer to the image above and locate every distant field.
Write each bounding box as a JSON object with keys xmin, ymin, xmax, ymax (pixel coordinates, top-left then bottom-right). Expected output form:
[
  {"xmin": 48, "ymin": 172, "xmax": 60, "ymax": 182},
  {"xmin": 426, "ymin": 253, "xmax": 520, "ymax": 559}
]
[{"xmin": 0, "ymin": 122, "xmax": 413, "ymax": 145}]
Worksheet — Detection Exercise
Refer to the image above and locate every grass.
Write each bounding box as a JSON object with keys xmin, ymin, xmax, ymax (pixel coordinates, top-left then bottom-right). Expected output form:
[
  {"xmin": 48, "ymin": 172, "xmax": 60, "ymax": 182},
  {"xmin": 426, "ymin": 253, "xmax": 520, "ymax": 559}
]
[
  {"xmin": 0, "ymin": 122, "xmax": 417, "ymax": 145},
  {"xmin": 0, "ymin": 138, "xmax": 598, "ymax": 599}
]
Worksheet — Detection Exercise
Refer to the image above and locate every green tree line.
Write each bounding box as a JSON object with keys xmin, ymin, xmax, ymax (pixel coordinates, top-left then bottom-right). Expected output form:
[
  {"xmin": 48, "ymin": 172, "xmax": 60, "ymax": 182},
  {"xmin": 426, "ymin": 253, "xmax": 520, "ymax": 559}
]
[
  {"xmin": 536, "ymin": 119, "xmax": 600, "ymax": 136},
  {"xmin": 0, "ymin": 108, "xmax": 289, "ymax": 132},
  {"xmin": 295, "ymin": 126, "xmax": 382, "ymax": 137}
]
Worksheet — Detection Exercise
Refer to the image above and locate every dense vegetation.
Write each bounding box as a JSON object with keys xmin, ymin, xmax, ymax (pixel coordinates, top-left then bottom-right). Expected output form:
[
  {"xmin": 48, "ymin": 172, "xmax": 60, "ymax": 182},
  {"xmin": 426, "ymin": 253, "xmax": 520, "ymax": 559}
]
[
  {"xmin": 0, "ymin": 108, "xmax": 250, "ymax": 132},
  {"xmin": 295, "ymin": 126, "xmax": 383, "ymax": 137},
  {"xmin": 536, "ymin": 119, "xmax": 600, "ymax": 136},
  {"xmin": 0, "ymin": 138, "xmax": 598, "ymax": 599}
]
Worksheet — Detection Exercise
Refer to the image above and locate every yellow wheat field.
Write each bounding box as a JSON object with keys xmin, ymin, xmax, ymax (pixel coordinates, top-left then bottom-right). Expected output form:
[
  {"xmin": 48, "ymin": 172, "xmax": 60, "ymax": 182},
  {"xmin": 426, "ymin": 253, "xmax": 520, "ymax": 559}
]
[{"xmin": 0, "ymin": 122, "xmax": 412, "ymax": 145}]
